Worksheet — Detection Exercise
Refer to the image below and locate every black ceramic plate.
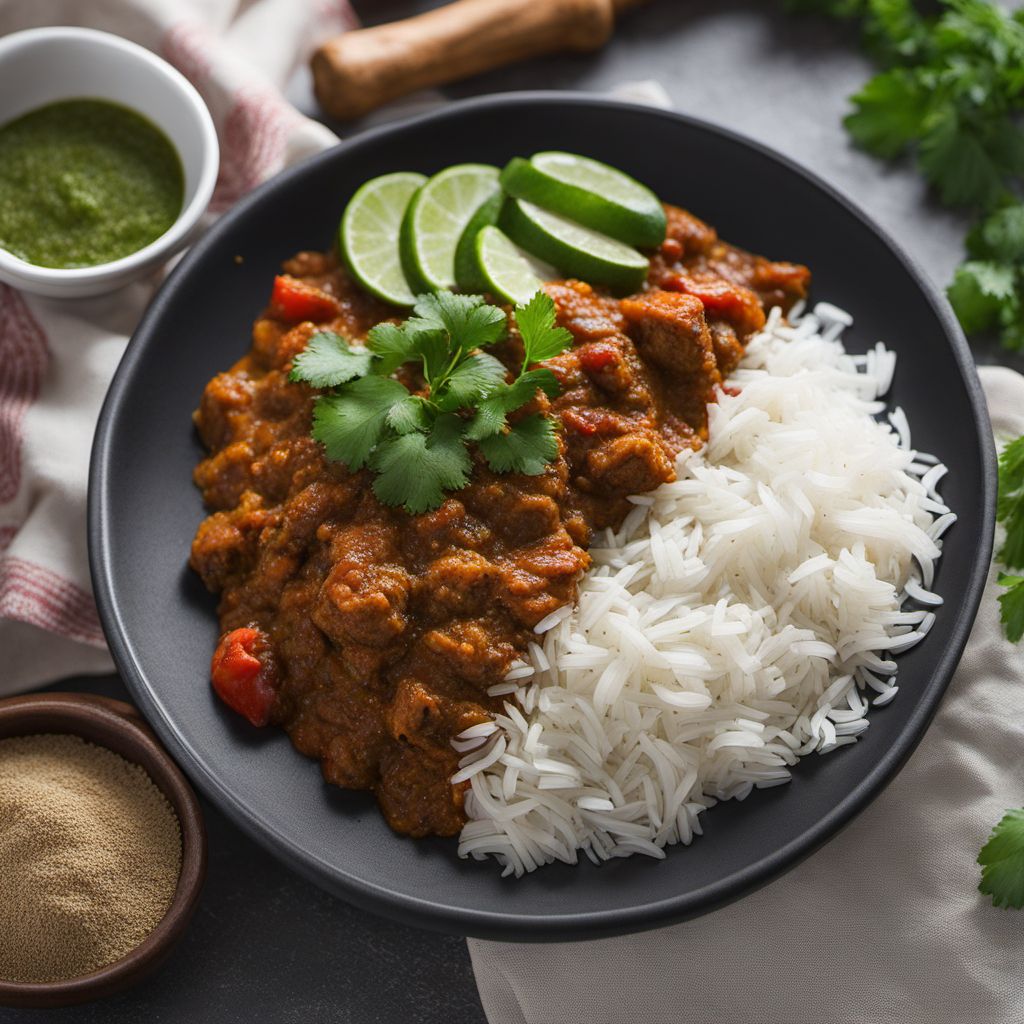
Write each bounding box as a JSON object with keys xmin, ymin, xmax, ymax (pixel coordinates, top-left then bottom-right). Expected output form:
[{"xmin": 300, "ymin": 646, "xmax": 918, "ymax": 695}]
[{"xmin": 89, "ymin": 93, "xmax": 996, "ymax": 941}]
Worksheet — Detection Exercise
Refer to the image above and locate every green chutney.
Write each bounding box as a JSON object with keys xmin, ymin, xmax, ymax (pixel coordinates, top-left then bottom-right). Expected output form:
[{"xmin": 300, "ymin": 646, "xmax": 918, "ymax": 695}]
[{"xmin": 0, "ymin": 99, "xmax": 184, "ymax": 269}]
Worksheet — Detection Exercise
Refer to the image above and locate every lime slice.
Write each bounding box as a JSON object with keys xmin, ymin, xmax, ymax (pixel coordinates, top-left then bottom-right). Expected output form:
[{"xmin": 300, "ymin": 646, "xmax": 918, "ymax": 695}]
[
  {"xmin": 340, "ymin": 172, "xmax": 426, "ymax": 307},
  {"xmin": 475, "ymin": 226, "xmax": 548, "ymax": 305},
  {"xmin": 501, "ymin": 152, "xmax": 666, "ymax": 249},
  {"xmin": 454, "ymin": 190, "xmax": 503, "ymax": 292},
  {"xmin": 500, "ymin": 198, "xmax": 649, "ymax": 294},
  {"xmin": 400, "ymin": 164, "xmax": 500, "ymax": 294}
]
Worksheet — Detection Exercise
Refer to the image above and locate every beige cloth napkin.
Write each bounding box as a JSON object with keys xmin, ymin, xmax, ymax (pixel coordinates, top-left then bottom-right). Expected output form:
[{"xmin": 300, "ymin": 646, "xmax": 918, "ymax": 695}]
[
  {"xmin": 0, "ymin": 0, "xmax": 349, "ymax": 693},
  {"xmin": 469, "ymin": 364, "xmax": 1024, "ymax": 1024}
]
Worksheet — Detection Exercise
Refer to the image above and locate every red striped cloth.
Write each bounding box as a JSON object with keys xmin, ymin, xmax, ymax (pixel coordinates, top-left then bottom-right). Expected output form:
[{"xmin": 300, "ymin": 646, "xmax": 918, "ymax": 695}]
[{"xmin": 0, "ymin": 0, "xmax": 354, "ymax": 693}]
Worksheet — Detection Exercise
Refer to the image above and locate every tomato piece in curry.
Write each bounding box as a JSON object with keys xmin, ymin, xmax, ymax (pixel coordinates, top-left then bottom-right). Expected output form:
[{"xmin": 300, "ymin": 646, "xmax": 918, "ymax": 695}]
[{"xmin": 190, "ymin": 204, "xmax": 809, "ymax": 837}]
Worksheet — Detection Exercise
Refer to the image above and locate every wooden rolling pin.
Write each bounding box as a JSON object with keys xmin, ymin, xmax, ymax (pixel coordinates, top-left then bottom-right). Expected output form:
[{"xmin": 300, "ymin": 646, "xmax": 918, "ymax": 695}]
[{"xmin": 312, "ymin": 0, "xmax": 646, "ymax": 121}]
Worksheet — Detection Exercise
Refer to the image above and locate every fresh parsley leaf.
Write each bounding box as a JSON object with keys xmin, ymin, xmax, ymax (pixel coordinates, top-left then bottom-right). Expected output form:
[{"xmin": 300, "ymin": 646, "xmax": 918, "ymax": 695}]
[
  {"xmin": 290, "ymin": 332, "xmax": 373, "ymax": 387},
  {"xmin": 370, "ymin": 413, "xmax": 472, "ymax": 514},
  {"xmin": 465, "ymin": 368, "xmax": 561, "ymax": 441},
  {"xmin": 979, "ymin": 807, "xmax": 1024, "ymax": 908},
  {"xmin": 947, "ymin": 260, "xmax": 1018, "ymax": 333},
  {"xmin": 997, "ymin": 573, "xmax": 1024, "ymax": 643},
  {"xmin": 845, "ymin": 69, "xmax": 930, "ymax": 158},
  {"xmin": 515, "ymin": 291, "xmax": 574, "ymax": 364},
  {"xmin": 478, "ymin": 414, "xmax": 559, "ymax": 476},
  {"xmin": 311, "ymin": 376, "xmax": 409, "ymax": 469}
]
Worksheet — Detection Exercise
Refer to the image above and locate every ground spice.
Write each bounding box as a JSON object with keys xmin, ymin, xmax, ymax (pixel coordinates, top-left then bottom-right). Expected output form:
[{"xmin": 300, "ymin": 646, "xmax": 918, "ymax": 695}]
[{"xmin": 0, "ymin": 733, "xmax": 182, "ymax": 983}]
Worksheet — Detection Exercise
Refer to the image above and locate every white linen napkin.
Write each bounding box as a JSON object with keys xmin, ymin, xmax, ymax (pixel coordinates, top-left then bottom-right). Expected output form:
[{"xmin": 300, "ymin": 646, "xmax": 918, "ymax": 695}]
[
  {"xmin": 468, "ymin": 365, "xmax": 1024, "ymax": 1023},
  {"xmin": 0, "ymin": 0, "xmax": 350, "ymax": 693}
]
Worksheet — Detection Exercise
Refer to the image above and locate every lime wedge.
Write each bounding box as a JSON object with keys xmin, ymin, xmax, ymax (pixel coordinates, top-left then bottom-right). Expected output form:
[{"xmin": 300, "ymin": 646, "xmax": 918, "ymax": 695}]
[
  {"xmin": 400, "ymin": 164, "xmax": 500, "ymax": 293},
  {"xmin": 454, "ymin": 190, "xmax": 503, "ymax": 292},
  {"xmin": 501, "ymin": 152, "xmax": 666, "ymax": 249},
  {"xmin": 339, "ymin": 172, "xmax": 426, "ymax": 307},
  {"xmin": 475, "ymin": 226, "xmax": 548, "ymax": 305},
  {"xmin": 500, "ymin": 197, "xmax": 649, "ymax": 294}
]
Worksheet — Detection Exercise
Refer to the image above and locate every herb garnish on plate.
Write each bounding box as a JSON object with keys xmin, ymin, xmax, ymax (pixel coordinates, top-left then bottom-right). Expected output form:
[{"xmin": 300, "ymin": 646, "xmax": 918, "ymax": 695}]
[{"xmin": 289, "ymin": 289, "xmax": 571, "ymax": 514}]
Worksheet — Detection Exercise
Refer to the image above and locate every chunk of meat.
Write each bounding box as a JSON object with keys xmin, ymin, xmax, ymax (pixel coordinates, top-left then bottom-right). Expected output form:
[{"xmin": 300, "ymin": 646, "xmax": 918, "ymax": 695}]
[
  {"xmin": 376, "ymin": 745, "xmax": 465, "ymax": 837},
  {"xmin": 544, "ymin": 279, "xmax": 625, "ymax": 344},
  {"xmin": 585, "ymin": 433, "xmax": 675, "ymax": 496},
  {"xmin": 312, "ymin": 524, "xmax": 410, "ymax": 647},
  {"xmin": 420, "ymin": 620, "xmax": 519, "ymax": 685},
  {"xmin": 415, "ymin": 550, "xmax": 498, "ymax": 620},
  {"xmin": 663, "ymin": 273, "xmax": 766, "ymax": 339},
  {"xmin": 190, "ymin": 492, "xmax": 274, "ymax": 591},
  {"xmin": 621, "ymin": 290, "xmax": 721, "ymax": 433}
]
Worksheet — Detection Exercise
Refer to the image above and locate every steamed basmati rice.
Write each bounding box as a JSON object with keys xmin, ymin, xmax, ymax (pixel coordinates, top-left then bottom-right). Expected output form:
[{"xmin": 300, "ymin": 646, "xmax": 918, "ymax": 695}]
[{"xmin": 454, "ymin": 302, "xmax": 951, "ymax": 876}]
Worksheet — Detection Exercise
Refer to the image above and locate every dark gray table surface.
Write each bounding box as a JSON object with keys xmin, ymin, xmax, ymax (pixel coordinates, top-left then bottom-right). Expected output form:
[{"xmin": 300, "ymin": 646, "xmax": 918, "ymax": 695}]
[{"xmin": 4, "ymin": 1, "xmax": 1020, "ymax": 1022}]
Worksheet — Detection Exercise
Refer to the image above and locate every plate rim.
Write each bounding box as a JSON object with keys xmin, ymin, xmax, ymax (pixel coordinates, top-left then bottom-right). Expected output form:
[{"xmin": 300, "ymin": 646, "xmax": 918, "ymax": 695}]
[{"xmin": 88, "ymin": 90, "xmax": 997, "ymax": 941}]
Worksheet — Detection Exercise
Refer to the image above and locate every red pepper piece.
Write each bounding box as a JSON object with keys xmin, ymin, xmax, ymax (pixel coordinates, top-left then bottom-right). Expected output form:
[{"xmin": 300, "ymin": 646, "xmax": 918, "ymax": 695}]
[
  {"xmin": 578, "ymin": 343, "xmax": 620, "ymax": 375},
  {"xmin": 210, "ymin": 626, "xmax": 279, "ymax": 727},
  {"xmin": 561, "ymin": 406, "xmax": 626, "ymax": 438},
  {"xmin": 269, "ymin": 275, "xmax": 341, "ymax": 323},
  {"xmin": 663, "ymin": 273, "xmax": 765, "ymax": 336}
]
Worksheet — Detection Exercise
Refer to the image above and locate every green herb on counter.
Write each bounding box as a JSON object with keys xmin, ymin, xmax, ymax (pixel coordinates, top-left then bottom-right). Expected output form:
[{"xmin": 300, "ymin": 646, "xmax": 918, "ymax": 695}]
[
  {"xmin": 996, "ymin": 434, "xmax": 1024, "ymax": 642},
  {"xmin": 787, "ymin": 0, "xmax": 1024, "ymax": 351}
]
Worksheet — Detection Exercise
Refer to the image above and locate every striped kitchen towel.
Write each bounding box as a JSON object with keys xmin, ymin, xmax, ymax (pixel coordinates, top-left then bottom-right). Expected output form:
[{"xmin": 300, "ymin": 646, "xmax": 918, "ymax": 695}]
[{"xmin": 0, "ymin": 0, "xmax": 352, "ymax": 692}]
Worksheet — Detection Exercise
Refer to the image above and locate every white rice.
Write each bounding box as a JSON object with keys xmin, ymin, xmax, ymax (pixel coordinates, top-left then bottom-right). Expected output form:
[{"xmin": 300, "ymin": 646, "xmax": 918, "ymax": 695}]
[{"xmin": 454, "ymin": 301, "xmax": 951, "ymax": 876}]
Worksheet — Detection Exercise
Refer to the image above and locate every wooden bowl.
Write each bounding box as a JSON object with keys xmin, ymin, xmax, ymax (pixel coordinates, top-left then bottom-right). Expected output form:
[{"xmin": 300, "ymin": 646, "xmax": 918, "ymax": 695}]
[{"xmin": 0, "ymin": 692, "xmax": 207, "ymax": 1007}]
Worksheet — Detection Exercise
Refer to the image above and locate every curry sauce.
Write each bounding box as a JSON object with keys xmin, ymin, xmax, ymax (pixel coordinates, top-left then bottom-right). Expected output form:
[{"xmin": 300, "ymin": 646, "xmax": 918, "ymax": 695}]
[{"xmin": 190, "ymin": 204, "xmax": 809, "ymax": 836}]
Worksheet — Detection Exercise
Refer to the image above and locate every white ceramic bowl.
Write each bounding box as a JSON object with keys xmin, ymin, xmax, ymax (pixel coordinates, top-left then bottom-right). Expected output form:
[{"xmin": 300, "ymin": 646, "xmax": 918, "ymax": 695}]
[{"xmin": 0, "ymin": 27, "xmax": 219, "ymax": 298}]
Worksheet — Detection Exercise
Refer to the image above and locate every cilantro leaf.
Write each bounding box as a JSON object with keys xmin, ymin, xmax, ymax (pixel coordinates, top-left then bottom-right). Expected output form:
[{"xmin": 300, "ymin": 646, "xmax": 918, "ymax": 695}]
[
  {"xmin": 465, "ymin": 368, "xmax": 561, "ymax": 441},
  {"xmin": 979, "ymin": 807, "xmax": 1024, "ymax": 908},
  {"xmin": 434, "ymin": 352, "xmax": 507, "ymax": 412},
  {"xmin": 385, "ymin": 395, "xmax": 430, "ymax": 435},
  {"xmin": 366, "ymin": 322, "xmax": 416, "ymax": 376},
  {"xmin": 311, "ymin": 376, "xmax": 409, "ymax": 469},
  {"xmin": 515, "ymin": 291, "xmax": 574, "ymax": 364},
  {"xmin": 290, "ymin": 332, "xmax": 373, "ymax": 387},
  {"xmin": 370, "ymin": 413, "xmax": 472, "ymax": 514},
  {"xmin": 997, "ymin": 435, "xmax": 1024, "ymax": 568},
  {"xmin": 845, "ymin": 69, "xmax": 930, "ymax": 158},
  {"xmin": 299, "ymin": 289, "xmax": 564, "ymax": 513},
  {"xmin": 947, "ymin": 260, "xmax": 1018, "ymax": 333},
  {"xmin": 997, "ymin": 574, "xmax": 1024, "ymax": 643},
  {"xmin": 478, "ymin": 414, "xmax": 559, "ymax": 476},
  {"xmin": 918, "ymin": 109, "xmax": 1005, "ymax": 209},
  {"xmin": 967, "ymin": 204, "xmax": 1024, "ymax": 262},
  {"xmin": 409, "ymin": 291, "xmax": 507, "ymax": 357}
]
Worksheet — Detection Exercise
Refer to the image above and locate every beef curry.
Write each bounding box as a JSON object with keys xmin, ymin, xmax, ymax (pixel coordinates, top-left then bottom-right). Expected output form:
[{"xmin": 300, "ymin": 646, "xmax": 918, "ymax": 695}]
[{"xmin": 190, "ymin": 204, "xmax": 809, "ymax": 837}]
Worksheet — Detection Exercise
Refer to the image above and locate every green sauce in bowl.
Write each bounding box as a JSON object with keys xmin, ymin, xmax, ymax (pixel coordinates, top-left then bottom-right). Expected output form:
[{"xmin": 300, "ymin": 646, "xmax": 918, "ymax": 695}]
[{"xmin": 0, "ymin": 99, "xmax": 184, "ymax": 269}]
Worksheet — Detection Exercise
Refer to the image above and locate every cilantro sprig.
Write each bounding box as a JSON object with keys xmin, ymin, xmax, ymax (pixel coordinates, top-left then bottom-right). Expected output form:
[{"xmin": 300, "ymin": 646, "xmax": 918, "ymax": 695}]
[
  {"xmin": 996, "ymin": 435, "xmax": 1024, "ymax": 643},
  {"xmin": 788, "ymin": 0, "xmax": 1024, "ymax": 351},
  {"xmin": 289, "ymin": 290, "xmax": 571, "ymax": 514},
  {"xmin": 979, "ymin": 808, "xmax": 1024, "ymax": 909}
]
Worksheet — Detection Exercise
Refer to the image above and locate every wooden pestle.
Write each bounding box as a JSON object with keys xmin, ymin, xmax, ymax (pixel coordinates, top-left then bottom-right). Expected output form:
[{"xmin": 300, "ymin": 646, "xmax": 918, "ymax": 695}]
[{"xmin": 312, "ymin": 0, "xmax": 645, "ymax": 121}]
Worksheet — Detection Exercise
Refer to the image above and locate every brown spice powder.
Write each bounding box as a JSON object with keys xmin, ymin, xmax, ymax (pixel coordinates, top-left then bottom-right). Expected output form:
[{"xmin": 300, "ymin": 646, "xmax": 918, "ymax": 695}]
[{"xmin": 0, "ymin": 733, "xmax": 182, "ymax": 983}]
